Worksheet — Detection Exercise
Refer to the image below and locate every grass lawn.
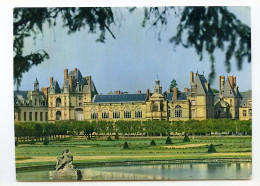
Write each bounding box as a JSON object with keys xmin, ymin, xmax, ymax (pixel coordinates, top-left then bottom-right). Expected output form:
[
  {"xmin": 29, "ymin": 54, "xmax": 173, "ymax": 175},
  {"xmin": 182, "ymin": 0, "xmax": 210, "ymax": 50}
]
[{"xmin": 15, "ymin": 136, "xmax": 252, "ymax": 168}]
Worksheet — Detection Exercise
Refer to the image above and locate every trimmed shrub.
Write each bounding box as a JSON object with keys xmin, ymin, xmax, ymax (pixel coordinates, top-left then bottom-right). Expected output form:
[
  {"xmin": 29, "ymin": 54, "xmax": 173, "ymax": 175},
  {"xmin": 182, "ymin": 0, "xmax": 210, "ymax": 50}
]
[
  {"xmin": 123, "ymin": 142, "xmax": 129, "ymax": 149},
  {"xmin": 107, "ymin": 136, "xmax": 112, "ymax": 141},
  {"xmin": 183, "ymin": 134, "xmax": 190, "ymax": 142},
  {"xmin": 115, "ymin": 133, "xmax": 119, "ymax": 140},
  {"xmin": 15, "ymin": 141, "xmax": 18, "ymax": 147},
  {"xmin": 43, "ymin": 138, "xmax": 49, "ymax": 145},
  {"xmin": 208, "ymin": 143, "xmax": 217, "ymax": 153},
  {"xmin": 165, "ymin": 136, "xmax": 173, "ymax": 144},
  {"xmin": 150, "ymin": 140, "xmax": 156, "ymax": 146},
  {"xmin": 87, "ymin": 136, "xmax": 91, "ymax": 140}
]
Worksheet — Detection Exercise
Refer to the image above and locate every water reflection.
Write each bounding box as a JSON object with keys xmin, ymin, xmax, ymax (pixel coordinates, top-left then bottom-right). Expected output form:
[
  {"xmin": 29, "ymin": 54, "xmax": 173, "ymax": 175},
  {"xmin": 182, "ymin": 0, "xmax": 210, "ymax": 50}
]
[{"xmin": 16, "ymin": 162, "xmax": 252, "ymax": 181}]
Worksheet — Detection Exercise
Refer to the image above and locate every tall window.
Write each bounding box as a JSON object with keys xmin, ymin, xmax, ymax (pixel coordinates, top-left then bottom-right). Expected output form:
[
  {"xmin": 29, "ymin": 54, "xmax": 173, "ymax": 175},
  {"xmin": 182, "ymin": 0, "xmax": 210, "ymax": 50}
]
[
  {"xmin": 35, "ymin": 112, "xmax": 38, "ymax": 121},
  {"xmin": 175, "ymin": 105, "xmax": 182, "ymax": 118},
  {"xmin": 152, "ymin": 103, "xmax": 158, "ymax": 112},
  {"xmin": 56, "ymin": 98, "xmax": 61, "ymax": 107},
  {"xmin": 249, "ymin": 109, "xmax": 252, "ymax": 116},
  {"xmin": 29, "ymin": 112, "xmax": 32, "ymax": 121},
  {"xmin": 168, "ymin": 107, "xmax": 171, "ymax": 117},
  {"xmin": 102, "ymin": 112, "xmax": 109, "ymax": 119},
  {"xmin": 40, "ymin": 112, "xmax": 43, "ymax": 121},
  {"xmin": 91, "ymin": 107, "xmax": 98, "ymax": 119},
  {"xmin": 91, "ymin": 113, "xmax": 98, "ymax": 119},
  {"xmin": 135, "ymin": 107, "xmax": 142, "ymax": 118},
  {"xmin": 243, "ymin": 110, "xmax": 247, "ymax": 116},
  {"xmin": 56, "ymin": 111, "xmax": 61, "ymax": 120},
  {"xmin": 45, "ymin": 112, "xmax": 48, "ymax": 121},
  {"xmin": 24, "ymin": 112, "xmax": 26, "ymax": 121},
  {"xmin": 124, "ymin": 111, "xmax": 131, "ymax": 118},
  {"xmin": 113, "ymin": 107, "xmax": 120, "ymax": 119}
]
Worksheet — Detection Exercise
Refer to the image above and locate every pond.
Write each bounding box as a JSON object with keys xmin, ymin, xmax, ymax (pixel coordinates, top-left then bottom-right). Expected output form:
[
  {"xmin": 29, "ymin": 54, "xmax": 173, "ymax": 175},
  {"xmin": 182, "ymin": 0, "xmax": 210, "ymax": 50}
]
[{"xmin": 16, "ymin": 161, "xmax": 252, "ymax": 181}]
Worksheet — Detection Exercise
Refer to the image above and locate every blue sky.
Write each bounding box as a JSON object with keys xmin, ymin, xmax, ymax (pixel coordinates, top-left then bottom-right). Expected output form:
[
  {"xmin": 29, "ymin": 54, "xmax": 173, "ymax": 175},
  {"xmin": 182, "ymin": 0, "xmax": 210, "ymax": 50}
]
[{"xmin": 19, "ymin": 7, "xmax": 251, "ymax": 94}]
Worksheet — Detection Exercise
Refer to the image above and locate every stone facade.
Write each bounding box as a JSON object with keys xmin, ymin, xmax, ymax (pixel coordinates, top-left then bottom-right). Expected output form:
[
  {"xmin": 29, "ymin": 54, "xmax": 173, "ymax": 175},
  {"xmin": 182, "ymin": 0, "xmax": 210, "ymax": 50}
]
[{"xmin": 14, "ymin": 68, "xmax": 251, "ymax": 122}]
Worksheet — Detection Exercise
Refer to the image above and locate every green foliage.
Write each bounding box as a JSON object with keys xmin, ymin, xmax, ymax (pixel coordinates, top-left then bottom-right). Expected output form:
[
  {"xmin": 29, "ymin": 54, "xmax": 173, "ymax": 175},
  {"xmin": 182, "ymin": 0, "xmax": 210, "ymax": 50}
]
[
  {"xmin": 107, "ymin": 136, "xmax": 112, "ymax": 141},
  {"xmin": 30, "ymin": 139, "xmax": 35, "ymax": 145},
  {"xmin": 43, "ymin": 138, "xmax": 49, "ymax": 145},
  {"xmin": 169, "ymin": 79, "xmax": 178, "ymax": 90},
  {"xmin": 169, "ymin": 7, "xmax": 251, "ymax": 83},
  {"xmin": 13, "ymin": 7, "xmax": 250, "ymax": 88},
  {"xmin": 150, "ymin": 140, "xmax": 156, "ymax": 146},
  {"xmin": 15, "ymin": 141, "xmax": 18, "ymax": 146},
  {"xmin": 123, "ymin": 141, "xmax": 129, "ymax": 149},
  {"xmin": 183, "ymin": 134, "xmax": 190, "ymax": 142},
  {"xmin": 115, "ymin": 133, "xmax": 119, "ymax": 140},
  {"xmin": 165, "ymin": 136, "xmax": 173, "ymax": 144},
  {"xmin": 208, "ymin": 143, "xmax": 217, "ymax": 153},
  {"xmin": 211, "ymin": 88, "xmax": 219, "ymax": 93}
]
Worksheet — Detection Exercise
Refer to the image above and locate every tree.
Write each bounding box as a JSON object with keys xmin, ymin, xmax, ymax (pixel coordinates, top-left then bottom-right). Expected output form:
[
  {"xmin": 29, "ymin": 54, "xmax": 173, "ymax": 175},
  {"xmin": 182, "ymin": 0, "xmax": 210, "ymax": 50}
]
[
  {"xmin": 13, "ymin": 7, "xmax": 250, "ymax": 87},
  {"xmin": 169, "ymin": 79, "xmax": 178, "ymax": 90}
]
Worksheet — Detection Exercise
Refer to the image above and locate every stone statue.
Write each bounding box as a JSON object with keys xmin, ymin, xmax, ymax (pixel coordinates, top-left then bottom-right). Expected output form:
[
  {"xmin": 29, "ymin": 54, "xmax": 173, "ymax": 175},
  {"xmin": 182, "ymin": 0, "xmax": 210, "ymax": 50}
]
[{"xmin": 53, "ymin": 149, "xmax": 82, "ymax": 180}]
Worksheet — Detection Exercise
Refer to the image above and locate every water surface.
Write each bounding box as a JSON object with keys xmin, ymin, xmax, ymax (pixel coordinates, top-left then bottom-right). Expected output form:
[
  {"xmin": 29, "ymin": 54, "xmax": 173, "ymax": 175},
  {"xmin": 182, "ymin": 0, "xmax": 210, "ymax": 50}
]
[{"xmin": 16, "ymin": 162, "xmax": 252, "ymax": 181}]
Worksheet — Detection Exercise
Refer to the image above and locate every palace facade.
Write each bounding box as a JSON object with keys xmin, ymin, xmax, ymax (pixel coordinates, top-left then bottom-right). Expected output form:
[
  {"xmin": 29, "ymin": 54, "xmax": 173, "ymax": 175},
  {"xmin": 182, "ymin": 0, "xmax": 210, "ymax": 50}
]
[{"xmin": 14, "ymin": 68, "xmax": 251, "ymax": 123}]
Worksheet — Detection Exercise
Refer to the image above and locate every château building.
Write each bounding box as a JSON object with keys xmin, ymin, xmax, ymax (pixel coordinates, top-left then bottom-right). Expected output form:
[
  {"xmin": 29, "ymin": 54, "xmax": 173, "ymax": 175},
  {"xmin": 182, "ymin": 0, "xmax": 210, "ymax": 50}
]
[{"xmin": 14, "ymin": 68, "xmax": 251, "ymax": 123}]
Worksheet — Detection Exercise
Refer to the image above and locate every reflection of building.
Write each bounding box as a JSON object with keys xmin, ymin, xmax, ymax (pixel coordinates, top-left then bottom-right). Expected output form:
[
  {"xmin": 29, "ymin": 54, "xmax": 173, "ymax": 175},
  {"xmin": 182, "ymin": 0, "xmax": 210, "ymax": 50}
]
[
  {"xmin": 239, "ymin": 90, "xmax": 252, "ymax": 120},
  {"xmin": 14, "ymin": 68, "xmax": 251, "ymax": 123}
]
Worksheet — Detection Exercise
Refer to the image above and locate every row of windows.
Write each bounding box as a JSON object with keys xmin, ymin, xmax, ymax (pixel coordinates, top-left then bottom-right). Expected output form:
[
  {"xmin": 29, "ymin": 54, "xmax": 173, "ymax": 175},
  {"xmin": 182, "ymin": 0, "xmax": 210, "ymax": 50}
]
[
  {"xmin": 18, "ymin": 111, "xmax": 48, "ymax": 122},
  {"xmin": 91, "ymin": 111, "xmax": 143, "ymax": 119},
  {"xmin": 243, "ymin": 109, "xmax": 252, "ymax": 117}
]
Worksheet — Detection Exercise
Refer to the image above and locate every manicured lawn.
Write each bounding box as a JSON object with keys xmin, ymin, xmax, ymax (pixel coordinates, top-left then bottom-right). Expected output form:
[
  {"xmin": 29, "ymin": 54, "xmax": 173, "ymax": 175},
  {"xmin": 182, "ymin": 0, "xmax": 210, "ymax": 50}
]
[{"xmin": 15, "ymin": 136, "xmax": 252, "ymax": 168}]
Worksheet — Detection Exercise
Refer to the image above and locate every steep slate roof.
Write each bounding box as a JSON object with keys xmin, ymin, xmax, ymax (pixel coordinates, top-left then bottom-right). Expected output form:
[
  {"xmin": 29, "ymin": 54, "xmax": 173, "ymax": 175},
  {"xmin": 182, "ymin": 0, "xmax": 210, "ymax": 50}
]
[
  {"xmin": 240, "ymin": 90, "xmax": 252, "ymax": 107},
  {"xmin": 222, "ymin": 80, "xmax": 242, "ymax": 98},
  {"xmin": 93, "ymin": 93, "xmax": 147, "ymax": 103},
  {"xmin": 14, "ymin": 90, "xmax": 29, "ymax": 99},
  {"xmin": 194, "ymin": 74, "xmax": 214, "ymax": 95},
  {"xmin": 52, "ymin": 81, "xmax": 61, "ymax": 93},
  {"xmin": 166, "ymin": 92, "xmax": 187, "ymax": 101}
]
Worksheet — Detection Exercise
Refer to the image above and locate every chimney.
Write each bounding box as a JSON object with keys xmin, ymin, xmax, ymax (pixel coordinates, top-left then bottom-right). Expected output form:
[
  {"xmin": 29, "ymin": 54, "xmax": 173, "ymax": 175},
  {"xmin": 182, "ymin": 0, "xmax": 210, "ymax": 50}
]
[
  {"xmin": 88, "ymin": 76, "xmax": 92, "ymax": 92},
  {"xmin": 190, "ymin": 71, "xmax": 194, "ymax": 84},
  {"xmin": 50, "ymin": 77, "xmax": 53, "ymax": 87},
  {"xmin": 114, "ymin": 90, "xmax": 121, "ymax": 94},
  {"xmin": 146, "ymin": 89, "xmax": 150, "ymax": 99},
  {"xmin": 168, "ymin": 88, "xmax": 172, "ymax": 92},
  {"xmin": 74, "ymin": 68, "xmax": 77, "ymax": 75},
  {"xmin": 228, "ymin": 75, "xmax": 234, "ymax": 88},
  {"xmin": 137, "ymin": 90, "xmax": 141, "ymax": 94},
  {"xmin": 41, "ymin": 87, "xmax": 48, "ymax": 98},
  {"xmin": 219, "ymin": 76, "xmax": 225, "ymax": 91},
  {"xmin": 184, "ymin": 88, "xmax": 189, "ymax": 93},
  {"xmin": 69, "ymin": 75, "xmax": 73, "ymax": 92},
  {"xmin": 64, "ymin": 69, "xmax": 68, "ymax": 83},
  {"xmin": 233, "ymin": 76, "xmax": 236, "ymax": 86},
  {"xmin": 173, "ymin": 87, "xmax": 178, "ymax": 100}
]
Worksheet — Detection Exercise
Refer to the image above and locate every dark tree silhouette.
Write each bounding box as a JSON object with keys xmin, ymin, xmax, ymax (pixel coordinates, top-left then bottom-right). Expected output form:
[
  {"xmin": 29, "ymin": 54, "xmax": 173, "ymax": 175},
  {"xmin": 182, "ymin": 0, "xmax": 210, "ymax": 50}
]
[{"xmin": 13, "ymin": 7, "xmax": 250, "ymax": 87}]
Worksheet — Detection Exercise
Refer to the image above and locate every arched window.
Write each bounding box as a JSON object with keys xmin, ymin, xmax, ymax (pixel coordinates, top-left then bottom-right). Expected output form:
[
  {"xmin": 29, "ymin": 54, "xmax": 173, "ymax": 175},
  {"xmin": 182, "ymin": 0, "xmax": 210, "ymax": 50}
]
[
  {"xmin": 124, "ymin": 106, "xmax": 131, "ymax": 118},
  {"xmin": 175, "ymin": 105, "xmax": 182, "ymax": 118},
  {"xmin": 91, "ymin": 107, "xmax": 98, "ymax": 119},
  {"xmin": 102, "ymin": 107, "xmax": 109, "ymax": 119},
  {"xmin": 56, "ymin": 111, "xmax": 61, "ymax": 120},
  {"xmin": 135, "ymin": 106, "xmax": 142, "ymax": 118},
  {"xmin": 113, "ymin": 107, "xmax": 120, "ymax": 119},
  {"xmin": 56, "ymin": 98, "xmax": 61, "ymax": 107}
]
